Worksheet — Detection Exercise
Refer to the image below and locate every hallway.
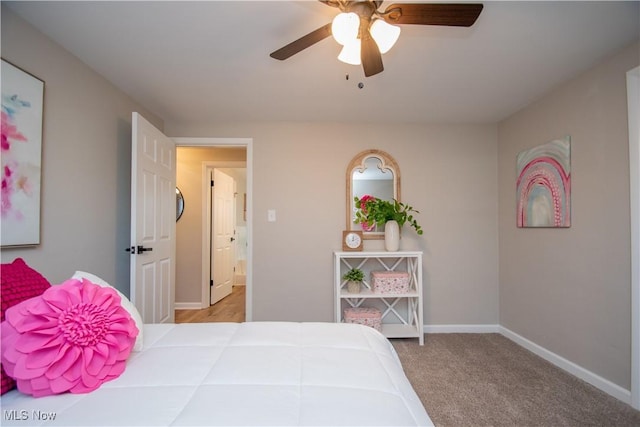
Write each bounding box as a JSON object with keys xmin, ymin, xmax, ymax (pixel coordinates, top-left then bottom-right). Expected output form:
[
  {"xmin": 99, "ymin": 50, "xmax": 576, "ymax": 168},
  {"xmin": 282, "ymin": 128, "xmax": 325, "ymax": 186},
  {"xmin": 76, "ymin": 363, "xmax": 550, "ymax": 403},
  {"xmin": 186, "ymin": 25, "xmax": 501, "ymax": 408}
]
[{"xmin": 175, "ymin": 286, "xmax": 246, "ymax": 323}]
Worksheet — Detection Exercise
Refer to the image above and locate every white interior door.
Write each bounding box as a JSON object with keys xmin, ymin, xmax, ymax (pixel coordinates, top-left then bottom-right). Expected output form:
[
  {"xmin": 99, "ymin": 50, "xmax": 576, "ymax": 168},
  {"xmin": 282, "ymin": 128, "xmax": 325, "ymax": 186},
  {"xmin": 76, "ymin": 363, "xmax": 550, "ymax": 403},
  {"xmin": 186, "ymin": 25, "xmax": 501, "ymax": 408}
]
[
  {"xmin": 210, "ymin": 169, "xmax": 235, "ymax": 305},
  {"xmin": 130, "ymin": 112, "xmax": 176, "ymax": 323}
]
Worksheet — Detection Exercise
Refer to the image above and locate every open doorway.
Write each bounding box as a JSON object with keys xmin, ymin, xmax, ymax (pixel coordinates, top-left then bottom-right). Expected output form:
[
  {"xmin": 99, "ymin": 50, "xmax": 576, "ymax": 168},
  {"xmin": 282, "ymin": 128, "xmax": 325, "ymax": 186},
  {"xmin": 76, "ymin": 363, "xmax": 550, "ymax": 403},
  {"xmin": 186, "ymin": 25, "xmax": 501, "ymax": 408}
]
[{"xmin": 173, "ymin": 138, "xmax": 252, "ymax": 322}]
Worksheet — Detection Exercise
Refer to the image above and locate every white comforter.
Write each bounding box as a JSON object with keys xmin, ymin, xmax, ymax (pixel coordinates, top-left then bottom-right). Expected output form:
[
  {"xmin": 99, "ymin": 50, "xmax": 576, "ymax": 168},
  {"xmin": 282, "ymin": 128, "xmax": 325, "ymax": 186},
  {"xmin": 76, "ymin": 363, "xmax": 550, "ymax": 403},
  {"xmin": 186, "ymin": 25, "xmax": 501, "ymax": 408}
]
[{"xmin": 1, "ymin": 322, "xmax": 432, "ymax": 426}]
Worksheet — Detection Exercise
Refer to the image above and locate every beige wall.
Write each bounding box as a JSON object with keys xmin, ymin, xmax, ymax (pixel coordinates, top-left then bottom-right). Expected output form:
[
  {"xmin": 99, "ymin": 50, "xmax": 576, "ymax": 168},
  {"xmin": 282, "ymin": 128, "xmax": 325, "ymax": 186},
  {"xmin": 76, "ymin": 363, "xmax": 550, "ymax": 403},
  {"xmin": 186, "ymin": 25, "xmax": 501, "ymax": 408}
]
[
  {"xmin": 498, "ymin": 42, "xmax": 640, "ymax": 389},
  {"xmin": 0, "ymin": 7, "xmax": 163, "ymax": 296},
  {"xmin": 175, "ymin": 147, "xmax": 246, "ymax": 303},
  {"xmin": 166, "ymin": 122, "xmax": 500, "ymax": 324}
]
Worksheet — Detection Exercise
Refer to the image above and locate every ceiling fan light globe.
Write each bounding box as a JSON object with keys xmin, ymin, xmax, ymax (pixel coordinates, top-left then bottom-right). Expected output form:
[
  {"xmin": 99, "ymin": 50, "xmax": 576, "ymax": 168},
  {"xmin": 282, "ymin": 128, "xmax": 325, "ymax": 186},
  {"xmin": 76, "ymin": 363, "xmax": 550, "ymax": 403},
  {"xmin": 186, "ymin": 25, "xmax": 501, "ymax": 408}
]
[
  {"xmin": 370, "ymin": 19, "xmax": 401, "ymax": 54},
  {"xmin": 332, "ymin": 12, "xmax": 359, "ymax": 46},
  {"xmin": 338, "ymin": 39, "xmax": 361, "ymax": 65}
]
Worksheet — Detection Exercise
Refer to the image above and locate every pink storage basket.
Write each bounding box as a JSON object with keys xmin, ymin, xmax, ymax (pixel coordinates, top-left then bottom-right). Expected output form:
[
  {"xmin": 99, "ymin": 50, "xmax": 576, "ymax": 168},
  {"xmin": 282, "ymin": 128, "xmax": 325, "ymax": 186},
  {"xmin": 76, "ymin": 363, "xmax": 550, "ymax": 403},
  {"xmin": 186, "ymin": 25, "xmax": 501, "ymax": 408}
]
[
  {"xmin": 371, "ymin": 271, "xmax": 410, "ymax": 293},
  {"xmin": 344, "ymin": 307, "xmax": 382, "ymax": 331}
]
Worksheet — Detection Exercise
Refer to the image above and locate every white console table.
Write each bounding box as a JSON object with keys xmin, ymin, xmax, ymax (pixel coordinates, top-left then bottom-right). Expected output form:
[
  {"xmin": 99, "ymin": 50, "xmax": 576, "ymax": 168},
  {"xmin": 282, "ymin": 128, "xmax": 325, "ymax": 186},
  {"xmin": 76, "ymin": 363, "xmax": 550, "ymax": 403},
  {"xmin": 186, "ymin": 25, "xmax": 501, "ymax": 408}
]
[{"xmin": 334, "ymin": 251, "xmax": 424, "ymax": 345}]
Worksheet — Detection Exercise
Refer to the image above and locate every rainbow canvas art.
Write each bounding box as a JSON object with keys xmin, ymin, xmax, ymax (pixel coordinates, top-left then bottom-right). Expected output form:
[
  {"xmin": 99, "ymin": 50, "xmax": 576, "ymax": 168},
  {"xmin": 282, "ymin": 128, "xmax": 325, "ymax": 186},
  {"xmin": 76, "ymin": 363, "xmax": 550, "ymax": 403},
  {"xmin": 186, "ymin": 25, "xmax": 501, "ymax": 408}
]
[{"xmin": 516, "ymin": 136, "xmax": 571, "ymax": 228}]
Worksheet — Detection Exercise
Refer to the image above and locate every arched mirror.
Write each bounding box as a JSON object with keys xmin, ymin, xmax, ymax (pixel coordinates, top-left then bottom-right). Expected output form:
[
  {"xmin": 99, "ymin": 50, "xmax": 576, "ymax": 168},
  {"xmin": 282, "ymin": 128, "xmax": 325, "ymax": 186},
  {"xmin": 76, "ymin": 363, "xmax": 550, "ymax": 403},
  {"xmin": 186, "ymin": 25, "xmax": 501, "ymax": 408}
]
[
  {"xmin": 346, "ymin": 149, "xmax": 401, "ymax": 239},
  {"xmin": 176, "ymin": 187, "xmax": 185, "ymax": 221}
]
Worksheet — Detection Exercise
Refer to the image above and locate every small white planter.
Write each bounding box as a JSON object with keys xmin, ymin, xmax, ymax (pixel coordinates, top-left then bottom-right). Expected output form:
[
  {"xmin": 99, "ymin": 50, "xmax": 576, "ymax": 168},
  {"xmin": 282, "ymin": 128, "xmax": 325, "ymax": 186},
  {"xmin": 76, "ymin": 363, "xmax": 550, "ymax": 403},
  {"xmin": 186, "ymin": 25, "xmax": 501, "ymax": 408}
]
[
  {"xmin": 347, "ymin": 281, "xmax": 362, "ymax": 293},
  {"xmin": 384, "ymin": 220, "xmax": 400, "ymax": 251}
]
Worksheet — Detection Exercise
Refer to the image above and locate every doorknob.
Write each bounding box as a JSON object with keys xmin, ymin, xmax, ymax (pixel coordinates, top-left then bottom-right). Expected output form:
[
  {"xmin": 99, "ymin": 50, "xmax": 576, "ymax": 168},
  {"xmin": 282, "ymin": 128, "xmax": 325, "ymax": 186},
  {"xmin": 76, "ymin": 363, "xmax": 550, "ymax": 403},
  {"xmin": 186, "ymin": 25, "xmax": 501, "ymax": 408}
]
[
  {"xmin": 125, "ymin": 245, "xmax": 153, "ymax": 254},
  {"xmin": 230, "ymin": 237, "xmax": 236, "ymax": 242}
]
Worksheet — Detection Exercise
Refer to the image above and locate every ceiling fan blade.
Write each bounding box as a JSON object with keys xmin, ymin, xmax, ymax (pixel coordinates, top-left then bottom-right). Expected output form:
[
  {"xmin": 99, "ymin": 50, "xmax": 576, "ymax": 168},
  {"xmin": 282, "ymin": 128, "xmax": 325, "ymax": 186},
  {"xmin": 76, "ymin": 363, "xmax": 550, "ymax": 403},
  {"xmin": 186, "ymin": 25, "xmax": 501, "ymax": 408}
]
[
  {"xmin": 270, "ymin": 23, "xmax": 332, "ymax": 60},
  {"xmin": 361, "ymin": 28, "xmax": 384, "ymax": 77},
  {"xmin": 383, "ymin": 3, "xmax": 483, "ymax": 27}
]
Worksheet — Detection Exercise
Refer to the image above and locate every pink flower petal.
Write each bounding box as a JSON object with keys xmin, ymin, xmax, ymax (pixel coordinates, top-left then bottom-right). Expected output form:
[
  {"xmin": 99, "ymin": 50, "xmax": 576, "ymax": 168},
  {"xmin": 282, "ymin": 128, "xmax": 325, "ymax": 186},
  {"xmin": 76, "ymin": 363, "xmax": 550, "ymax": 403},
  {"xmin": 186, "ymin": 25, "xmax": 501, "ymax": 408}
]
[
  {"xmin": 82, "ymin": 280, "xmax": 118, "ymax": 308},
  {"xmin": 63, "ymin": 358, "xmax": 82, "ymax": 382},
  {"xmin": 109, "ymin": 318, "xmax": 135, "ymax": 332},
  {"xmin": 49, "ymin": 373, "xmax": 75, "ymax": 394},
  {"xmin": 14, "ymin": 331, "xmax": 62, "ymax": 353},
  {"xmin": 80, "ymin": 365, "xmax": 100, "ymax": 389},
  {"xmin": 44, "ymin": 345, "xmax": 82, "ymax": 378},
  {"xmin": 15, "ymin": 378, "xmax": 34, "ymax": 395},
  {"xmin": 83, "ymin": 347, "xmax": 108, "ymax": 376},
  {"xmin": 24, "ymin": 297, "xmax": 59, "ymax": 317},
  {"xmin": 93, "ymin": 342, "xmax": 110, "ymax": 359},
  {"xmin": 108, "ymin": 360, "xmax": 127, "ymax": 377},
  {"xmin": 11, "ymin": 315, "xmax": 58, "ymax": 334},
  {"xmin": 103, "ymin": 333, "xmax": 132, "ymax": 354},
  {"xmin": 42, "ymin": 280, "xmax": 82, "ymax": 310},
  {"xmin": 12, "ymin": 354, "xmax": 48, "ymax": 379},
  {"xmin": 24, "ymin": 344, "xmax": 66, "ymax": 369},
  {"xmin": 30, "ymin": 376, "xmax": 53, "ymax": 395}
]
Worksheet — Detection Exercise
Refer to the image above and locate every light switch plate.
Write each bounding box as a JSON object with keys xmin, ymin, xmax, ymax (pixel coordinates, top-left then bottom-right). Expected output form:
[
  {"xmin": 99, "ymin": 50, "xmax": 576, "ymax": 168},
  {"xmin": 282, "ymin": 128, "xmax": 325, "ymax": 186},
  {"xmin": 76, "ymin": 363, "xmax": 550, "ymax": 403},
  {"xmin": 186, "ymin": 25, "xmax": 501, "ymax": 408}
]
[{"xmin": 267, "ymin": 209, "xmax": 276, "ymax": 222}]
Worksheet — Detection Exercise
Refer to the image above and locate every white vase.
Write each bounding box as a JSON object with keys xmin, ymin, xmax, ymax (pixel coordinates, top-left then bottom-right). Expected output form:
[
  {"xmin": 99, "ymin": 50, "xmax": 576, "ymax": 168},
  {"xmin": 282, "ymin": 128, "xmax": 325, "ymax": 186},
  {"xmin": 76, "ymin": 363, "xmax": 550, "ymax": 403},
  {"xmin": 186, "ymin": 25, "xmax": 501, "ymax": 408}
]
[{"xmin": 384, "ymin": 220, "xmax": 400, "ymax": 251}]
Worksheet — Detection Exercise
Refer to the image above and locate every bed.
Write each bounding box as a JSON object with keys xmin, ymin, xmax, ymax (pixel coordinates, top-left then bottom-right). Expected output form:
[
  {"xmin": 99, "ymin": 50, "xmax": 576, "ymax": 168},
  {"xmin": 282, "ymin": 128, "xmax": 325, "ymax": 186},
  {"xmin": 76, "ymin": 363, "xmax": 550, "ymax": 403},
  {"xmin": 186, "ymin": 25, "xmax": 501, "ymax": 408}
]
[{"xmin": 1, "ymin": 321, "xmax": 433, "ymax": 426}]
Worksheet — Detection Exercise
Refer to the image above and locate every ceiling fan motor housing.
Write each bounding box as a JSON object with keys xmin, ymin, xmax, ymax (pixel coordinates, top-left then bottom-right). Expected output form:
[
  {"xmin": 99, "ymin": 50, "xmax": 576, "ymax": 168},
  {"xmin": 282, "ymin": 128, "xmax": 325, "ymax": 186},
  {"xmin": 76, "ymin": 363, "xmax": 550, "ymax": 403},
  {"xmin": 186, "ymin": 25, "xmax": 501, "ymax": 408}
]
[{"xmin": 340, "ymin": 1, "xmax": 381, "ymax": 28}]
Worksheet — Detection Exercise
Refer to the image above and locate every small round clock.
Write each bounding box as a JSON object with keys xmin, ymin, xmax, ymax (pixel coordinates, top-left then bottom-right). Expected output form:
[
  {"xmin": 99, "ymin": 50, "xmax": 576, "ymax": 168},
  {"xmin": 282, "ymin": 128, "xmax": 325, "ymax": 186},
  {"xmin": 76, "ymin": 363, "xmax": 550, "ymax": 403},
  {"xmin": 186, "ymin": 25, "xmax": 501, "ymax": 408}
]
[{"xmin": 342, "ymin": 230, "xmax": 363, "ymax": 251}]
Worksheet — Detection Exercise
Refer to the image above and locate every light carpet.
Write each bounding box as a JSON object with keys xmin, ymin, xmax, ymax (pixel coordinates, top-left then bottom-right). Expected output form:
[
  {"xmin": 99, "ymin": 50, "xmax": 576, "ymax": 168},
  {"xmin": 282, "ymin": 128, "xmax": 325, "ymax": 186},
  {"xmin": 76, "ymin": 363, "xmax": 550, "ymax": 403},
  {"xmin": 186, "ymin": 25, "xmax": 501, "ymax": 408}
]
[{"xmin": 392, "ymin": 333, "xmax": 640, "ymax": 427}]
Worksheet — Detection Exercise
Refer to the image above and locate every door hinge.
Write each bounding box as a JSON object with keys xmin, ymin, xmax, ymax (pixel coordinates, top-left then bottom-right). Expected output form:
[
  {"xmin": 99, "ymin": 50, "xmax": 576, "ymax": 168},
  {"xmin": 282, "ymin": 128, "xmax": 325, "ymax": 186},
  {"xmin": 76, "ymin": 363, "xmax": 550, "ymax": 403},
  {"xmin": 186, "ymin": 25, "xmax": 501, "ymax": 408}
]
[
  {"xmin": 211, "ymin": 180, "xmax": 214, "ymax": 187},
  {"xmin": 210, "ymin": 279, "xmax": 213, "ymax": 287}
]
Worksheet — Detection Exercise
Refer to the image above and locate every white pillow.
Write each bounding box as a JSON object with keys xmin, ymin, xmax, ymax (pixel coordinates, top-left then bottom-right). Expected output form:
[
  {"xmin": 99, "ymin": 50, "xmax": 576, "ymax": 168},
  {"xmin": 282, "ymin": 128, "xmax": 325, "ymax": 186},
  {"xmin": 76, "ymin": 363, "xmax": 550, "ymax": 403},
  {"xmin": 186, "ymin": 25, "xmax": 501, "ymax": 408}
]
[{"xmin": 72, "ymin": 271, "xmax": 144, "ymax": 352}]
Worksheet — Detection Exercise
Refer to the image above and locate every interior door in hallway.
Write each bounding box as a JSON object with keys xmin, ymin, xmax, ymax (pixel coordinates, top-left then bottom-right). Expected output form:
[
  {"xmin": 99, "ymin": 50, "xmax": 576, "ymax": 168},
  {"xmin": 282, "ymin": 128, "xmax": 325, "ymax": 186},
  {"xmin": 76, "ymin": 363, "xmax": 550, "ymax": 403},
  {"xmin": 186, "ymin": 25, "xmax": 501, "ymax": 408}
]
[
  {"xmin": 130, "ymin": 112, "xmax": 176, "ymax": 323},
  {"xmin": 210, "ymin": 168, "xmax": 235, "ymax": 305}
]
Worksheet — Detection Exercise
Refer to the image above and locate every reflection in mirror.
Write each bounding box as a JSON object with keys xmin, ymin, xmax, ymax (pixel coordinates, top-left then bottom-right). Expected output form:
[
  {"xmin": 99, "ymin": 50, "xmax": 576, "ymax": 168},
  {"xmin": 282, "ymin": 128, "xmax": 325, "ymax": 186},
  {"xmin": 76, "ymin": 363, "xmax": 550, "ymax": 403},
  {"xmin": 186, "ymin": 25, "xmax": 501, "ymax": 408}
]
[
  {"xmin": 352, "ymin": 158, "xmax": 394, "ymax": 232},
  {"xmin": 176, "ymin": 187, "xmax": 185, "ymax": 221},
  {"xmin": 346, "ymin": 150, "xmax": 400, "ymax": 239}
]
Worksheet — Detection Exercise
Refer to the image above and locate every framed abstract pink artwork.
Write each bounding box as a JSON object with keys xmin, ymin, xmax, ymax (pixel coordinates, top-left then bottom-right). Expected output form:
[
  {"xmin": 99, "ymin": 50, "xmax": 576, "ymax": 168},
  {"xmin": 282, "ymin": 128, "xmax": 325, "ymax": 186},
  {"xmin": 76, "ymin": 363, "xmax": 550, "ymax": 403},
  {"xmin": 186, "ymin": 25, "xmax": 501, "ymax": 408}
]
[
  {"xmin": 516, "ymin": 136, "xmax": 571, "ymax": 228},
  {"xmin": 1, "ymin": 59, "xmax": 45, "ymax": 246}
]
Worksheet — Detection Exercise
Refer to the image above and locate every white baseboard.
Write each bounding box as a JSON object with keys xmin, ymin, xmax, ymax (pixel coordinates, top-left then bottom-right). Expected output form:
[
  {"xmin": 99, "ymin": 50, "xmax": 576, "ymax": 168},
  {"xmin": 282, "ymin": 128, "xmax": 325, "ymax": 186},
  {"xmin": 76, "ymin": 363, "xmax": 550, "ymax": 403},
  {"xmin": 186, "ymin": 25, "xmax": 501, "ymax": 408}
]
[
  {"xmin": 174, "ymin": 302, "xmax": 205, "ymax": 310},
  {"xmin": 424, "ymin": 324, "xmax": 500, "ymax": 333},
  {"xmin": 499, "ymin": 326, "xmax": 632, "ymax": 405}
]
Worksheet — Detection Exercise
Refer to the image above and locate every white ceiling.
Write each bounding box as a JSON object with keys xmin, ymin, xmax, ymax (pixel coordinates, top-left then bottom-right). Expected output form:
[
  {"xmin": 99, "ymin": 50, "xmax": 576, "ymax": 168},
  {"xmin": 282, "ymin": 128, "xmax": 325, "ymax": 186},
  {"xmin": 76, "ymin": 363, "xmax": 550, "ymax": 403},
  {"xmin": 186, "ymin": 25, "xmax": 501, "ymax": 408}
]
[{"xmin": 6, "ymin": 1, "xmax": 639, "ymax": 126}]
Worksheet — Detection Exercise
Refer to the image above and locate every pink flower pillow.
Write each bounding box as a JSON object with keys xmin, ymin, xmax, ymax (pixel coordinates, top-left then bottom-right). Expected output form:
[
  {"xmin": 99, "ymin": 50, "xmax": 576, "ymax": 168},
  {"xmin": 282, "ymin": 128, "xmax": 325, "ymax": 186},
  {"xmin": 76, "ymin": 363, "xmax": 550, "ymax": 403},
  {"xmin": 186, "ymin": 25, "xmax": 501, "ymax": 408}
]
[{"xmin": 0, "ymin": 278, "xmax": 139, "ymax": 397}]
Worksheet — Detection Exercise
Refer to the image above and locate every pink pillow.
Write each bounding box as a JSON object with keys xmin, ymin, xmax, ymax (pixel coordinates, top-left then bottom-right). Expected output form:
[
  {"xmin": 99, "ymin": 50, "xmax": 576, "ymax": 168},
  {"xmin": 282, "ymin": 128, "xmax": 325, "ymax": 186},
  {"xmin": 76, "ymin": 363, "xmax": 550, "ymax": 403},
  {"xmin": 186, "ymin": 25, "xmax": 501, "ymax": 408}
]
[
  {"xmin": 1, "ymin": 278, "xmax": 138, "ymax": 397},
  {"xmin": 0, "ymin": 258, "xmax": 51, "ymax": 395}
]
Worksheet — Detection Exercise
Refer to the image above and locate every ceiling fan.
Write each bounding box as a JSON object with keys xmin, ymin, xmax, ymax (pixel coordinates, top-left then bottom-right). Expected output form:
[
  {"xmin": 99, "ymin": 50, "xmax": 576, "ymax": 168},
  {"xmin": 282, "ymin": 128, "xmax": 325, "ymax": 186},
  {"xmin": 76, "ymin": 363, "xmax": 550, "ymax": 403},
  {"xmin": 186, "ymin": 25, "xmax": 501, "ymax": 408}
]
[{"xmin": 270, "ymin": 1, "xmax": 483, "ymax": 77}]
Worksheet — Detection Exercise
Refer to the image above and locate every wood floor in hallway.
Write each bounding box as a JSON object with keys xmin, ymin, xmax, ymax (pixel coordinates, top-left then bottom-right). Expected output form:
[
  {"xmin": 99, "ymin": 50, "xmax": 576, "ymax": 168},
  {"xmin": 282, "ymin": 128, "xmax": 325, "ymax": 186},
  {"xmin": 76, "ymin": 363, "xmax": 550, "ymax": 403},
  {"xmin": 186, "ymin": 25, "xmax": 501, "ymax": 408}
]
[{"xmin": 175, "ymin": 286, "xmax": 245, "ymax": 323}]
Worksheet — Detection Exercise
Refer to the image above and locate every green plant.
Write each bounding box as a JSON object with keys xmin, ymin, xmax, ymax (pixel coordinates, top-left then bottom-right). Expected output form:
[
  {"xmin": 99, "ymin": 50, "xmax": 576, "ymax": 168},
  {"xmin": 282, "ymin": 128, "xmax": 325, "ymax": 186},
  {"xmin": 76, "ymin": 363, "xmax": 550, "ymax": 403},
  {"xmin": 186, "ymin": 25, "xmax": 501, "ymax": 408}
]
[
  {"xmin": 342, "ymin": 268, "xmax": 364, "ymax": 282},
  {"xmin": 354, "ymin": 195, "xmax": 423, "ymax": 235}
]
